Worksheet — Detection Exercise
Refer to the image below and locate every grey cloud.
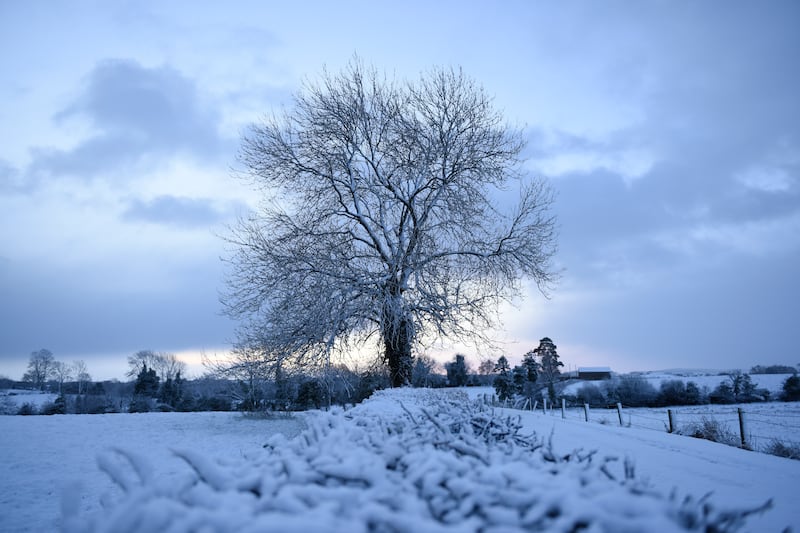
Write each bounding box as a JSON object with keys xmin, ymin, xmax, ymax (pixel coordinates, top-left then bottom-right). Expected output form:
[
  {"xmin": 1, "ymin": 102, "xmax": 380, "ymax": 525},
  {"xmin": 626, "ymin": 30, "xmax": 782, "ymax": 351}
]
[
  {"xmin": 122, "ymin": 195, "xmax": 240, "ymax": 228},
  {"xmin": 31, "ymin": 59, "xmax": 229, "ymax": 178},
  {"xmin": 0, "ymin": 257, "xmax": 234, "ymax": 363},
  {"xmin": 0, "ymin": 159, "xmax": 26, "ymax": 193}
]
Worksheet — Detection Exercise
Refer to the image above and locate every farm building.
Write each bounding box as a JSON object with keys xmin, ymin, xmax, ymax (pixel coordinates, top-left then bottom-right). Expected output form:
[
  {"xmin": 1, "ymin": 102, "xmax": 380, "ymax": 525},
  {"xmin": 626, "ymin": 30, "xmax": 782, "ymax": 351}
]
[{"xmin": 578, "ymin": 367, "xmax": 612, "ymax": 380}]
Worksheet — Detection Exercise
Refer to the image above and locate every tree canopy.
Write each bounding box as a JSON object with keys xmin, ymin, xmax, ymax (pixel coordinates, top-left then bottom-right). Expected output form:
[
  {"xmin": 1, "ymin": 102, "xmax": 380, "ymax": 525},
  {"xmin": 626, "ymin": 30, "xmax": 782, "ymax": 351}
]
[{"xmin": 224, "ymin": 60, "xmax": 557, "ymax": 386}]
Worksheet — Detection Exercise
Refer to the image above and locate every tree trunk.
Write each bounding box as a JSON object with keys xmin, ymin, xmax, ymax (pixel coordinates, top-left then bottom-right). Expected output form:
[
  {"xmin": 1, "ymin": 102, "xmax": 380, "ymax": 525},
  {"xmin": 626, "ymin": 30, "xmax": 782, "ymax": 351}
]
[{"xmin": 382, "ymin": 283, "xmax": 413, "ymax": 387}]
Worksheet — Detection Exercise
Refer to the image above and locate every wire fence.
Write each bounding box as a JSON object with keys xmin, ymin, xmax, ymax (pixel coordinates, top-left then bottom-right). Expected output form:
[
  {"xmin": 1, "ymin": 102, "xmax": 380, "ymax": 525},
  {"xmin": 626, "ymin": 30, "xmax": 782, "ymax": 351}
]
[{"xmin": 478, "ymin": 394, "xmax": 800, "ymax": 453}]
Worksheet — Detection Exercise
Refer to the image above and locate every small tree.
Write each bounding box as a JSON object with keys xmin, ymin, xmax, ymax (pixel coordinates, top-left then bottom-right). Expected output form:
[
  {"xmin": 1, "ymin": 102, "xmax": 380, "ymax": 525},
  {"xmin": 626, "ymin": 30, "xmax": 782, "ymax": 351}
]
[
  {"xmin": 72, "ymin": 360, "xmax": 92, "ymax": 395},
  {"xmin": 521, "ymin": 350, "xmax": 540, "ymax": 383},
  {"xmin": 445, "ymin": 354, "xmax": 470, "ymax": 387},
  {"xmin": 411, "ymin": 354, "xmax": 438, "ymax": 388},
  {"xmin": 23, "ymin": 349, "xmax": 55, "ymax": 391},
  {"xmin": 533, "ymin": 337, "xmax": 563, "ymax": 403},
  {"xmin": 781, "ymin": 375, "xmax": 800, "ymax": 401},
  {"xmin": 493, "ymin": 356, "xmax": 514, "ymax": 402},
  {"xmin": 709, "ymin": 381, "xmax": 735, "ymax": 404},
  {"xmin": 134, "ymin": 364, "xmax": 159, "ymax": 397},
  {"xmin": 51, "ymin": 361, "xmax": 72, "ymax": 395},
  {"xmin": 684, "ymin": 381, "xmax": 706, "ymax": 405}
]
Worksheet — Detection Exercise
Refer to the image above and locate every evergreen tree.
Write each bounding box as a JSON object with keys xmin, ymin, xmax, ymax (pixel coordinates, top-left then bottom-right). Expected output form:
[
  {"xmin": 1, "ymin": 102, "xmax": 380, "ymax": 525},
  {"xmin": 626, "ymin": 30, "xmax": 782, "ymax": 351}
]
[
  {"xmin": 134, "ymin": 364, "xmax": 160, "ymax": 397},
  {"xmin": 493, "ymin": 356, "xmax": 514, "ymax": 402},
  {"xmin": 445, "ymin": 354, "xmax": 469, "ymax": 387},
  {"xmin": 521, "ymin": 350, "xmax": 540, "ymax": 383},
  {"xmin": 512, "ymin": 366, "xmax": 527, "ymax": 395},
  {"xmin": 533, "ymin": 337, "xmax": 563, "ymax": 403}
]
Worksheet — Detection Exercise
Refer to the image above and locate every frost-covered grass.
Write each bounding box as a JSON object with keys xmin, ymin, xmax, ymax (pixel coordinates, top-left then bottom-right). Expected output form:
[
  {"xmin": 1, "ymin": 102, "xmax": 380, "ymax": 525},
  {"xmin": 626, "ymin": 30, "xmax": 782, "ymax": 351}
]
[{"xmin": 66, "ymin": 390, "xmax": 775, "ymax": 531}]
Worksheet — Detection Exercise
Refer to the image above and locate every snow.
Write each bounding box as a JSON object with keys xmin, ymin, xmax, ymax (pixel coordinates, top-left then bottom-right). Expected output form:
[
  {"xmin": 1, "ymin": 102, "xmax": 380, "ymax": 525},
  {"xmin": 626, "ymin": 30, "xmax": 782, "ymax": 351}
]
[
  {"xmin": 502, "ymin": 403, "xmax": 800, "ymax": 533},
  {"xmin": 1, "ymin": 388, "xmax": 798, "ymax": 532},
  {"xmin": 0, "ymin": 412, "xmax": 304, "ymax": 532},
  {"xmin": 0, "ymin": 389, "xmax": 58, "ymax": 411}
]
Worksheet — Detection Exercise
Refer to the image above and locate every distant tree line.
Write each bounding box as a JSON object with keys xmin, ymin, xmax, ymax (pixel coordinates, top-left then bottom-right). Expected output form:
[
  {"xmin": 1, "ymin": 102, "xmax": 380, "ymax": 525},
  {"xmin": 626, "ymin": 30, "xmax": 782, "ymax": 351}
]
[{"xmin": 566, "ymin": 371, "xmax": 799, "ymax": 408}]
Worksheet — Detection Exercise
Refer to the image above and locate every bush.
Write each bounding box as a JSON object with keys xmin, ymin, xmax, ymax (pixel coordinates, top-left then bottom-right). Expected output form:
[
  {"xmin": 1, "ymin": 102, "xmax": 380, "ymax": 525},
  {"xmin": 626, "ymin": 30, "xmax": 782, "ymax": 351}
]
[
  {"xmin": 681, "ymin": 417, "xmax": 740, "ymax": 448},
  {"xmin": 17, "ymin": 403, "xmax": 37, "ymax": 415},
  {"xmin": 575, "ymin": 383, "xmax": 606, "ymax": 407},
  {"xmin": 128, "ymin": 396, "xmax": 152, "ymax": 413},
  {"xmin": 764, "ymin": 440, "xmax": 800, "ymax": 460},
  {"xmin": 40, "ymin": 396, "xmax": 66, "ymax": 415},
  {"xmin": 781, "ymin": 375, "xmax": 800, "ymax": 401},
  {"xmin": 607, "ymin": 376, "xmax": 658, "ymax": 407}
]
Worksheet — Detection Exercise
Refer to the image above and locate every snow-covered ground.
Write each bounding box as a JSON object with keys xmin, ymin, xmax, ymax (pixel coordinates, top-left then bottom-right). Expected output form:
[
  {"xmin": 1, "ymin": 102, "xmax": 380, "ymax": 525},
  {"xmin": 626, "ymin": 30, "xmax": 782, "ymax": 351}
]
[
  {"xmin": 0, "ymin": 389, "xmax": 58, "ymax": 413},
  {"xmin": 0, "ymin": 411, "xmax": 304, "ymax": 532},
  {"xmin": 1, "ymin": 388, "xmax": 798, "ymax": 532},
  {"xmin": 499, "ymin": 403, "xmax": 800, "ymax": 532}
]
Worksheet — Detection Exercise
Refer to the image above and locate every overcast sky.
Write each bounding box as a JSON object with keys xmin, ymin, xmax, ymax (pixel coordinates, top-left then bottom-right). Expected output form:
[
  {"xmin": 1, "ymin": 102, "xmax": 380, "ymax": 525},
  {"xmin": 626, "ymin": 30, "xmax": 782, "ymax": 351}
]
[{"xmin": 1, "ymin": 1, "xmax": 798, "ymax": 381}]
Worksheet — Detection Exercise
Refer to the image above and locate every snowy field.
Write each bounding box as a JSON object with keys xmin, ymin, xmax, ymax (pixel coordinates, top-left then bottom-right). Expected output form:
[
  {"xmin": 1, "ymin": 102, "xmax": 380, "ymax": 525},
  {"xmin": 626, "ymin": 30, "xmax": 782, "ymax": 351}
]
[
  {"xmin": 0, "ymin": 411, "xmax": 304, "ymax": 532},
  {"xmin": 1, "ymin": 389, "xmax": 799, "ymax": 532},
  {"xmin": 492, "ymin": 399, "xmax": 800, "ymax": 453}
]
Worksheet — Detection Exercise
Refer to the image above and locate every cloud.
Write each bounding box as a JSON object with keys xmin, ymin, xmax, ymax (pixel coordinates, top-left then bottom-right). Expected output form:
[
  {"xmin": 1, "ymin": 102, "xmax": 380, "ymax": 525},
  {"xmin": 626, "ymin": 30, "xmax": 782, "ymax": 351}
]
[
  {"xmin": 654, "ymin": 210, "xmax": 800, "ymax": 258},
  {"xmin": 30, "ymin": 59, "xmax": 227, "ymax": 179},
  {"xmin": 122, "ymin": 195, "xmax": 240, "ymax": 228},
  {"xmin": 0, "ymin": 159, "xmax": 26, "ymax": 193}
]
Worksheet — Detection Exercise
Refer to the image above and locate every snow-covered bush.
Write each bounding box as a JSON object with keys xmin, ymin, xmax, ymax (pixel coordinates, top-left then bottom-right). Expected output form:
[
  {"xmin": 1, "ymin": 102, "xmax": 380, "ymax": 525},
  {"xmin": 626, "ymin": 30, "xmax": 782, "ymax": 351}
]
[
  {"xmin": 679, "ymin": 417, "xmax": 740, "ymax": 448},
  {"xmin": 764, "ymin": 440, "xmax": 800, "ymax": 460},
  {"xmin": 66, "ymin": 389, "xmax": 769, "ymax": 532}
]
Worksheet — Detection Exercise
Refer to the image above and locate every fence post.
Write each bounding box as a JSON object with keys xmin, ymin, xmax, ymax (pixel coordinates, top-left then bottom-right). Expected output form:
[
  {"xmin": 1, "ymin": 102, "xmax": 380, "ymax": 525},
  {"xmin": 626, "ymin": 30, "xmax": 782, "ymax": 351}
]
[
  {"xmin": 561, "ymin": 398, "xmax": 566, "ymax": 419},
  {"xmin": 616, "ymin": 403, "xmax": 623, "ymax": 426},
  {"xmin": 543, "ymin": 397, "xmax": 548, "ymax": 414},
  {"xmin": 667, "ymin": 409, "xmax": 675, "ymax": 433},
  {"xmin": 738, "ymin": 408, "xmax": 748, "ymax": 449},
  {"xmin": 583, "ymin": 403, "xmax": 589, "ymax": 422},
  {"xmin": 532, "ymin": 400, "xmax": 538, "ymax": 412}
]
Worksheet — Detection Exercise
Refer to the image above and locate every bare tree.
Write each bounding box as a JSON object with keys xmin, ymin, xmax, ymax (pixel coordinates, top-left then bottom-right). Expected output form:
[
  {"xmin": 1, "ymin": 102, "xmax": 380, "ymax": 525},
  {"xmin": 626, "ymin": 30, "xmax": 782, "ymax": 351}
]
[
  {"xmin": 71, "ymin": 360, "xmax": 92, "ymax": 395},
  {"xmin": 224, "ymin": 60, "xmax": 557, "ymax": 387},
  {"xmin": 51, "ymin": 361, "xmax": 72, "ymax": 395},
  {"xmin": 126, "ymin": 350, "xmax": 160, "ymax": 379},
  {"xmin": 152, "ymin": 353, "xmax": 187, "ymax": 381},
  {"xmin": 23, "ymin": 349, "xmax": 56, "ymax": 391},
  {"xmin": 127, "ymin": 350, "xmax": 186, "ymax": 381}
]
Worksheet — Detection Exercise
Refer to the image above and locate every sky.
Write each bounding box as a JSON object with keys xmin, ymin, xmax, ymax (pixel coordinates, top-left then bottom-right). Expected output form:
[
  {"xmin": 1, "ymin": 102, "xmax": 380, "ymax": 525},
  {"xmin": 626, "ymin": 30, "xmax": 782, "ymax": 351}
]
[{"xmin": 1, "ymin": 1, "xmax": 799, "ymax": 381}]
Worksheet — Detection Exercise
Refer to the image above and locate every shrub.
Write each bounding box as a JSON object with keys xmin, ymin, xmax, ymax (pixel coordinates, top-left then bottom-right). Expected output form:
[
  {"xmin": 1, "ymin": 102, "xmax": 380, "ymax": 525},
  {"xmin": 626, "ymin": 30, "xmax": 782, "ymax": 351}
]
[
  {"xmin": 681, "ymin": 417, "xmax": 740, "ymax": 447},
  {"xmin": 781, "ymin": 375, "xmax": 800, "ymax": 401},
  {"xmin": 128, "ymin": 396, "xmax": 152, "ymax": 413},
  {"xmin": 607, "ymin": 376, "xmax": 658, "ymax": 407},
  {"xmin": 17, "ymin": 403, "xmax": 37, "ymax": 415},
  {"xmin": 764, "ymin": 440, "xmax": 800, "ymax": 460},
  {"xmin": 40, "ymin": 396, "xmax": 66, "ymax": 415},
  {"xmin": 575, "ymin": 383, "xmax": 606, "ymax": 407}
]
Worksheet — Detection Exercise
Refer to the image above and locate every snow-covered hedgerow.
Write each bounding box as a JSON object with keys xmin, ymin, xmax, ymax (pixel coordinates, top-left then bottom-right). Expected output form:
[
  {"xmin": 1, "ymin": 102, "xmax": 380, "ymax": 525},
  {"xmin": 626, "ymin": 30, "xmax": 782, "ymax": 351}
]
[{"xmin": 66, "ymin": 389, "xmax": 769, "ymax": 532}]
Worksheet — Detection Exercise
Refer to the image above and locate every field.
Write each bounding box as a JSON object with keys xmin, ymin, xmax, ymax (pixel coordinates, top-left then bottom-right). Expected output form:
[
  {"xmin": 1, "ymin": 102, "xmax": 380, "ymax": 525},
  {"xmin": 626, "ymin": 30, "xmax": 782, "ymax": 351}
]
[{"xmin": 1, "ymin": 388, "xmax": 799, "ymax": 532}]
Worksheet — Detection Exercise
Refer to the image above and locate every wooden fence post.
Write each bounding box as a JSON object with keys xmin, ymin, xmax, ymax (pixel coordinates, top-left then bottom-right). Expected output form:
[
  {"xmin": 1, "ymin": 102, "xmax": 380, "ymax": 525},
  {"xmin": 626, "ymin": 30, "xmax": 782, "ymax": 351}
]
[
  {"xmin": 543, "ymin": 397, "xmax": 548, "ymax": 414},
  {"xmin": 561, "ymin": 398, "xmax": 566, "ymax": 419},
  {"xmin": 583, "ymin": 403, "xmax": 589, "ymax": 422},
  {"xmin": 616, "ymin": 403, "xmax": 623, "ymax": 426},
  {"xmin": 532, "ymin": 400, "xmax": 538, "ymax": 412},
  {"xmin": 667, "ymin": 409, "xmax": 675, "ymax": 433},
  {"xmin": 738, "ymin": 408, "xmax": 748, "ymax": 449}
]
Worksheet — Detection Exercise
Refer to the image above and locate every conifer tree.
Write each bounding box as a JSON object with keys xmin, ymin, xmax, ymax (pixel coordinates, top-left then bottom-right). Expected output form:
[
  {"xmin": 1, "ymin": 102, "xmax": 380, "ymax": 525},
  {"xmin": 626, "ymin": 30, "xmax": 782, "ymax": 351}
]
[{"xmin": 493, "ymin": 356, "xmax": 514, "ymax": 402}]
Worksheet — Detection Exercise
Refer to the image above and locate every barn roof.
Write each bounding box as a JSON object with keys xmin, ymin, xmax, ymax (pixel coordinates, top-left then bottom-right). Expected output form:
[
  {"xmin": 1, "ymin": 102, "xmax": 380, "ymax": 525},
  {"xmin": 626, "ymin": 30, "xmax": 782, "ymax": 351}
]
[{"xmin": 578, "ymin": 367, "xmax": 612, "ymax": 373}]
